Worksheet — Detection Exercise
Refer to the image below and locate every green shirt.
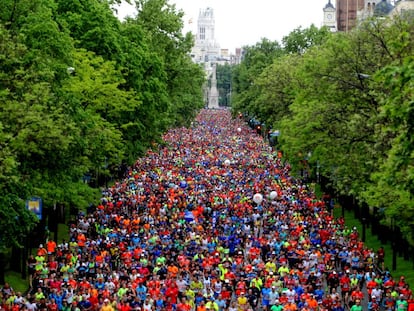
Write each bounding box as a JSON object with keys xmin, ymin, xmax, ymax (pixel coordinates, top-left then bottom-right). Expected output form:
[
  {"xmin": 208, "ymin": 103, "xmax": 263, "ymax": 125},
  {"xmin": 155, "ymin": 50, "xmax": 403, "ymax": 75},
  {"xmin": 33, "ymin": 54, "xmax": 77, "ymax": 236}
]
[
  {"xmin": 117, "ymin": 287, "xmax": 128, "ymax": 299},
  {"xmin": 270, "ymin": 305, "xmax": 283, "ymax": 311},
  {"xmin": 350, "ymin": 304, "xmax": 363, "ymax": 311},
  {"xmin": 396, "ymin": 299, "xmax": 408, "ymax": 311}
]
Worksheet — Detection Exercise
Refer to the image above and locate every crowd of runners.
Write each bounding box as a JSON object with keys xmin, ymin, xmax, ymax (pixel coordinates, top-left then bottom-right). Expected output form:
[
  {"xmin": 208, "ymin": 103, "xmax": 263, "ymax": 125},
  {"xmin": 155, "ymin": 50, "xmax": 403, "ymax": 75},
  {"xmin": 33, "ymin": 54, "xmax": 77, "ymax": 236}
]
[{"xmin": 1, "ymin": 109, "xmax": 413, "ymax": 311}]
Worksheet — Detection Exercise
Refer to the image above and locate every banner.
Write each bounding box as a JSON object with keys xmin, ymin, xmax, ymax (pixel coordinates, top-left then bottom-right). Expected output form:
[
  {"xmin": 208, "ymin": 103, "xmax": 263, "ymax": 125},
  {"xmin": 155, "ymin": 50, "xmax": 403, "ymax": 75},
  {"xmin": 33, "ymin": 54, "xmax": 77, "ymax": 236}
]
[{"xmin": 26, "ymin": 197, "xmax": 42, "ymax": 220}]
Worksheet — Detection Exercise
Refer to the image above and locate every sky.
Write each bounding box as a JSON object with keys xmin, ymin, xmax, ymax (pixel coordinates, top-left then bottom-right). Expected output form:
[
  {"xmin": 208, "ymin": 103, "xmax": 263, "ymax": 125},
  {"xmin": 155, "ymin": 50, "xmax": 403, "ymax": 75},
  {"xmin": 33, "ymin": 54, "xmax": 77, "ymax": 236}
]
[{"xmin": 117, "ymin": 0, "xmax": 330, "ymax": 52}]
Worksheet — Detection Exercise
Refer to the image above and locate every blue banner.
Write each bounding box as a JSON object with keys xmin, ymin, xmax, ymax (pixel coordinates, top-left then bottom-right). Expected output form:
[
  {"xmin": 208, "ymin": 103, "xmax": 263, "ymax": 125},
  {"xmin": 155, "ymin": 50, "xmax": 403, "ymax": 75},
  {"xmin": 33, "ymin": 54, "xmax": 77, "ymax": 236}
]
[{"xmin": 26, "ymin": 197, "xmax": 42, "ymax": 220}]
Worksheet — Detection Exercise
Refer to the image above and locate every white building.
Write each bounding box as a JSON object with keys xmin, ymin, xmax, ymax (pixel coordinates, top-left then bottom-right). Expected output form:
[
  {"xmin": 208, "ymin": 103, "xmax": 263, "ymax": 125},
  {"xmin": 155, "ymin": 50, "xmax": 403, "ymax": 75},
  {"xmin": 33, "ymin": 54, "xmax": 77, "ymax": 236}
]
[
  {"xmin": 389, "ymin": 0, "xmax": 414, "ymax": 18},
  {"xmin": 323, "ymin": 0, "xmax": 337, "ymax": 31},
  {"xmin": 191, "ymin": 7, "xmax": 221, "ymax": 64}
]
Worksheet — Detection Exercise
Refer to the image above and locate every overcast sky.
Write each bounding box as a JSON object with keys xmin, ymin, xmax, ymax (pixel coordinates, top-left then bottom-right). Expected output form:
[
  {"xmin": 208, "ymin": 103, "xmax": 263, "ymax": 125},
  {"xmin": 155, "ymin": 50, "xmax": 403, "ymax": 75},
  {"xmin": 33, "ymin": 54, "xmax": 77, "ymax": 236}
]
[{"xmin": 117, "ymin": 0, "xmax": 330, "ymax": 52}]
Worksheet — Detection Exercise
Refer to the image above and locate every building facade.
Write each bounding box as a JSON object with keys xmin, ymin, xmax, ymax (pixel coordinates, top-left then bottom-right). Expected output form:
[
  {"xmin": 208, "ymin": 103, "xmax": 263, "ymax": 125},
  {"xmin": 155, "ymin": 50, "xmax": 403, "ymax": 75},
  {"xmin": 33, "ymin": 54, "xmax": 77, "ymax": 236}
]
[
  {"xmin": 389, "ymin": 0, "xmax": 414, "ymax": 18},
  {"xmin": 323, "ymin": 0, "xmax": 338, "ymax": 31},
  {"xmin": 336, "ymin": 0, "xmax": 365, "ymax": 31},
  {"xmin": 333, "ymin": 0, "xmax": 397, "ymax": 32},
  {"xmin": 190, "ymin": 7, "xmax": 221, "ymax": 64}
]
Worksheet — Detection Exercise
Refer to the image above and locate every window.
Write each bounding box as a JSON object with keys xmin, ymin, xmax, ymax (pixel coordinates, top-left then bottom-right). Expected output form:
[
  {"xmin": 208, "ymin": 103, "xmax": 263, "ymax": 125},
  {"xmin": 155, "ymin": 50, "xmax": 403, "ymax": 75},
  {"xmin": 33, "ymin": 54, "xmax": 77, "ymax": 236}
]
[{"xmin": 199, "ymin": 27, "xmax": 205, "ymax": 40}]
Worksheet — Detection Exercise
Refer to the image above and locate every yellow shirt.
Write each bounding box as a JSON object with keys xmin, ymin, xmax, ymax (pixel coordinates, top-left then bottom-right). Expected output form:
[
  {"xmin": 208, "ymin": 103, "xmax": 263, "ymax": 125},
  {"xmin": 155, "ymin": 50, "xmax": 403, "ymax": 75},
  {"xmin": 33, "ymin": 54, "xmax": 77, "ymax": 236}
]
[
  {"xmin": 205, "ymin": 301, "xmax": 219, "ymax": 311},
  {"xmin": 237, "ymin": 296, "xmax": 248, "ymax": 306},
  {"xmin": 100, "ymin": 304, "xmax": 114, "ymax": 311},
  {"xmin": 278, "ymin": 266, "xmax": 290, "ymax": 276},
  {"xmin": 265, "ymin": 261, "xmax": 276, "ymax": 272}
]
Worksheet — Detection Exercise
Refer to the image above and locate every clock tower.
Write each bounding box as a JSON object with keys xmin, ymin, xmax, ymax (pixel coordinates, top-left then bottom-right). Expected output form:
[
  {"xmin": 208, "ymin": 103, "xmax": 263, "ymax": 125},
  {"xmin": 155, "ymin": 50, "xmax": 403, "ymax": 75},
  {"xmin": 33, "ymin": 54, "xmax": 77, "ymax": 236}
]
[{"xmin": 323, "ymin": 0, "xmax": 337, "ymax": 32}]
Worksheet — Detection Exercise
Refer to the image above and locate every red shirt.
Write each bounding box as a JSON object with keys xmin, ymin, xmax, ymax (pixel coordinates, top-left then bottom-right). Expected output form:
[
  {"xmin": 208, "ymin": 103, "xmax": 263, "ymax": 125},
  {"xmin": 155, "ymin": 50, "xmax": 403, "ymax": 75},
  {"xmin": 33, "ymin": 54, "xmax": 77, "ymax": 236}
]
[
  {"xmin": 165, "ymin": 286, "xmax": 179, "ymax": 304},
  {"xmin": 79, "ymin": 280, "xmax": 91, "ymax": 290},
  {"xmin": 49, "ymin": 279, "xmax": 62, "ymax": 290},
  {"xmin": 221, "ymin": 289, "xmax": 231, "ymax": 300},
  {"xmin": 351, "ymin": 290, "xmax": 364, "ymax": 301},
  {"xmin": 117, "ymin": 303, "xmax": 131, "ymax": 311},
  {"xmin": 340, "ymin": 276, "xmax": 351, "ymax": 292},
  {"xmin": 48, "ymin": 261, "xmax": 58, "ymax": 271},
  {"xmin": 47, "ymin": 303, "xmax": 58, "ymax": 311},
  {"xmin": 88, "ymin": 296, "xmax": 99, "ymax": 309}
]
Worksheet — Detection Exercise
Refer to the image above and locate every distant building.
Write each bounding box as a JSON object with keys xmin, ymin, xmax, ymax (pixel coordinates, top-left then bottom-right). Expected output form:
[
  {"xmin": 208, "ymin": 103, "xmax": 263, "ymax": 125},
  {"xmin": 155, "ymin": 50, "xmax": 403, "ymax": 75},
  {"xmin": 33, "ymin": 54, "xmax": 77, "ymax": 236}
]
[
  {"xmin": 330, "ymin": 0, "xmax": 403, "ymax": 32},
  {"xmin": 323, "ymin": 0, "xmax": 337, "ymax": 31},
  {"xmin": 189, "ymin": 7, "xmax": 242, "ymax": 107},
  {"xmin": 336, "ymin": 0, "xmax": 364, "ymax": 31},
  {"xmin": 356, "ymin": 0, "xmax": 381, "ymax": 20},
  {"xmin": 389, "ymin": 0, "xmax": 414, "ymax": 18},
  {"xmin": 190, "ymin": 7, "xmax": 221, "ymax": 64}
]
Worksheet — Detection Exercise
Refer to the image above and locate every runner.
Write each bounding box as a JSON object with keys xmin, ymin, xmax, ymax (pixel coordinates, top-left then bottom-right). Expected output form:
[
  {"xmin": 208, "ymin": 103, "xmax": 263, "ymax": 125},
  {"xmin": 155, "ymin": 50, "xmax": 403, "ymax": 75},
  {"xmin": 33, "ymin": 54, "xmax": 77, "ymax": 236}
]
[{"xmin": 9, "ymin": 109, "xmax": 409, "ymax": 311}]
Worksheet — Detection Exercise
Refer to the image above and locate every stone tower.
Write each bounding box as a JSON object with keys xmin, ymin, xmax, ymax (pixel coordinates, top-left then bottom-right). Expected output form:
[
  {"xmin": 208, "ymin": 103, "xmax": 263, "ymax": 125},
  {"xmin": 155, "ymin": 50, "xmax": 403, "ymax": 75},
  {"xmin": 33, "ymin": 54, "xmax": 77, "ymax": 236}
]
[
  {"xmin": 323, "ymin": 0, "xmax": 337, "ymax": 31},
  {"xmin": 208, "ymin": 63, "xmax": 219, "ymax": 109},
  {"xmin": 191, "ymin": 7, "xmax": 220, "ymax": 64}
]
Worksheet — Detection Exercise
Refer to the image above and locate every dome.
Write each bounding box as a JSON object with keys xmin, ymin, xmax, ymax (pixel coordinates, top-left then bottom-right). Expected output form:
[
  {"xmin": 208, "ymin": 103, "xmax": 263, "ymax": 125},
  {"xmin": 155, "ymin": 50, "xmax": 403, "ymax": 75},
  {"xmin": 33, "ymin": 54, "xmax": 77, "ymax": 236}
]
[{"xmin": 374, "ymin": 0, "xmax": 394, "ymax": 16}]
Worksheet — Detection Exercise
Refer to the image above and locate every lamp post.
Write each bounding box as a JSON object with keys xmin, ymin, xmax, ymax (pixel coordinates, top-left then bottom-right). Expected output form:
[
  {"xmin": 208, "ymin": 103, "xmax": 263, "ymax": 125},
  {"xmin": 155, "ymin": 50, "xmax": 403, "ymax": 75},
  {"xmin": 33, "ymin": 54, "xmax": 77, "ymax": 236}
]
[
  {"xmin": 53, "ymin": 204, "xmax": 58, "ymax": 242},
  {"xmin": 391, "ymin": 217, "xmax": 397, "ymax": 271},
  {"xmin": 67, "ymin": 67, "xmax": 75, "ymax": 75},
  {"xmin": 316, "ymin": 161, "xmax": 321, "ymax": 184},
  {"xmin": 362, "ymin": 217, "xmax": 366, "ymax": 242}
]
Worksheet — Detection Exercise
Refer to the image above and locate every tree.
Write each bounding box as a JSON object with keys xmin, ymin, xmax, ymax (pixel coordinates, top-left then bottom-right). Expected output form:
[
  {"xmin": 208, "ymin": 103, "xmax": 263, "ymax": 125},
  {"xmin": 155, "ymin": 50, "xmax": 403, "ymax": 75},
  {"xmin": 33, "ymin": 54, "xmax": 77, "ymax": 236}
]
[
  {"xmin": 282, "ymin": 24, "xmax": 331, "ymax": 54},
  {"xmin": 216, "ymin": 64, "xmax": 232, "ymax": 107},
  {"xmin": 253, "ymin": 54, "xmax": 301, "ymax": 129},
  {"xmin": 231, "ymin": 38, "xmax": 284, "ymax": 119},
  {"xmin": 0, "ymin": 24, "xmax": 39, "ymax": 283},
  {"xmin": 55, "ymin": 0, "xmax": 123, "ymax": 60},
  {"xmin": 362, "ymin": 17, "xmax": 414, "ymax": 243},
  {"xmin": 122, "ymin": 0, "xmax": 205, "ymax": 131}
]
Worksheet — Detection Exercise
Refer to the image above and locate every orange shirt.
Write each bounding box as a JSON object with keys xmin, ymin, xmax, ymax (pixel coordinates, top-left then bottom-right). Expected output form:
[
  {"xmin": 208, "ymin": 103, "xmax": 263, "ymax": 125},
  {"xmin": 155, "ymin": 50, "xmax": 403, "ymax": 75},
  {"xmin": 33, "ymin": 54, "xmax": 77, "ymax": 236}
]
[
  {"xmin": 168, "ymin": 265, "xmax": 179, "ymax": 277},
  {"xmin": 37, "ymin": 247, "xmax": 48, "ymax": 257},
  {"xmin": 95, "ymin": 254, "xmax": 104, "ymax": 264},
  {"xmin": 68, "ymin": 279, "xmax": 77, "ymax": 289},
  {"xmin": 47, "ymin": 240, "xmax": 57, "ymax": 254},
  {"xmin": 77, "ymin": 233, "xmax": 86, "ymax": 247},
  {"xmin": 305, "ymin": 298, "xmax": 318, "ymax": 309},
  {"xmin": 177, "ymin": 303, "xmax": 191, "ymax": 311},
  {"xmin": 284, "ymin": 302, "xmax": 298, "ymax": 311}
]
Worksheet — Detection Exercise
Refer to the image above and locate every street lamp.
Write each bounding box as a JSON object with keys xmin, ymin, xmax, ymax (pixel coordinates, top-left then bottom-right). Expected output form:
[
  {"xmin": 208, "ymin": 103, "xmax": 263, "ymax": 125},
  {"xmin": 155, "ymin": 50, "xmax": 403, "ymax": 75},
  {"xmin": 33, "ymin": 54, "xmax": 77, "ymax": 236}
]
[
  {"xmin": 316, "ymin": 161, "xmax": 321, "ymax": 184},
  {"xmin": 391, "ymin": 217, "xmax": 397, "ymax": 271},
  {"xmin": 67, "ymin": 67, "xmax": 75, "ymax": 75},
  {"xmin": 357, "ymin": 73, "xmax": 370, "ymax": 79},
  {"xmin": 362, "ymin": 217, "xmax": 366, "ymax": 242}
]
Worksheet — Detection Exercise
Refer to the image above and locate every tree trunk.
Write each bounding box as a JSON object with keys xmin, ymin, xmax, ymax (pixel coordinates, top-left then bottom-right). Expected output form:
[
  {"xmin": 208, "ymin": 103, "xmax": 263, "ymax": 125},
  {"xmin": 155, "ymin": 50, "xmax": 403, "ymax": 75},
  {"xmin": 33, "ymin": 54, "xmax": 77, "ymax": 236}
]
[
  {"xmin": 11, "ymin": 246, "xmax": 21, "ymax": 272},
  {"xmin": 0, "ymin": 252, "xmax": 5, "ymax": 285}
]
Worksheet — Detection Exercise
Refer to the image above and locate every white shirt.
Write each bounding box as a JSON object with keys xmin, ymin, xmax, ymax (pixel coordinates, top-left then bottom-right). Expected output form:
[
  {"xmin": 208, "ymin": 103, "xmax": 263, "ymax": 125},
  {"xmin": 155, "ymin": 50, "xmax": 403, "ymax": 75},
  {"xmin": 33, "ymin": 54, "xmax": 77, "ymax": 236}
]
[
  {"xmin": 269, "ymin": 290, "xmax": 280, "ymax": 304},
  {"xmin": 284, "ymin": 289, "xmax": 296, "ymax": 303}
]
